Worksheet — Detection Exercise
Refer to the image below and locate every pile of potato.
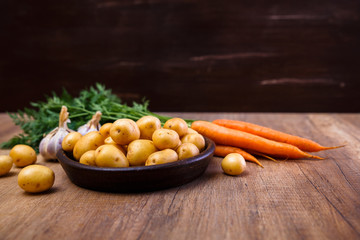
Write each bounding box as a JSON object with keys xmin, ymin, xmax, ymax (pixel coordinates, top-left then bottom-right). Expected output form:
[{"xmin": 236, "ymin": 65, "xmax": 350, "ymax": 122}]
[{"xmin": 62, "ymin": 116, "xmax": 206, "ymax": 167}]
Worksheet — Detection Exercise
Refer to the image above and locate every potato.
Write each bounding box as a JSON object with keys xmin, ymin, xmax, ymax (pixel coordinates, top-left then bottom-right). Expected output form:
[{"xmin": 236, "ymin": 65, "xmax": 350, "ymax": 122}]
[
  {"xmin": 163, "ymin": 118, "xmax": 188, "ymax": 137},
  {"xmin": 176, "ymin": 143, "xmax": 200, "ymax": 160},
  {"xmin": 221, "ymin": 153, "xmax": 246, "ymax": 176},
  {"xmin": 152, "ymin": 129, "xmax": 180, "ymax": 150},
  {"xmin": 79, "ymin": 150, "xmax": 96, "ymax": 166},
  {"xmin": 62, "ymin": 132, "xmax": 82, "ymax": 152},
  {"xmin": 104, "ymin": 137, "xmax": 126, "ymax": 154},
  {"xmin": 110, "ymin": 119, "xmax": 140, "ymax": 145},
  {"xmin": 145, "ymin": 149, "xmax": 178, "ymax": 166},
  {"xmin": 73, "ymin": 131, "xmax": 105, "ymax": 160},
  {"xmin": 18, "ymin": 165, "xmax": 55, "ymax": 193},
  {"xmin": 99, "ymin": 123, "xmax": 113, "ymax": 139},
  {"xmin": 136, "ymin": 116, "xmax": 162, "ymax": 140},
  {"xmin": 0, "ymin": 155, "xmax": 13, "ymax": 176},
  {"xmin": 127, "ymin": 139, "xmax": 157, "ymax": 166},
  {"xmin": 187, "ymin": 128, "xmax": 198, "ymax": 135},
  {"xmin": 95, "ymin": 145, "xmax": 129, "ymax": 168},
  {"xmin": 181, "ymin": 133, "xmax": 205, "ymax": 151},
  {"xmin": 9, "ymin": 144, "xmax": 37, "ymax": 167}
]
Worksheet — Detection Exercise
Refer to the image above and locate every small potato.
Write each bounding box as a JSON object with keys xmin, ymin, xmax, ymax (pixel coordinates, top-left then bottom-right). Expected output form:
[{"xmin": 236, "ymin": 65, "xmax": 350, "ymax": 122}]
[
  {"xmin": 136, "ymin": 116, "xmax": 161, "ymax": 140},
  {"xmin": 0, "ymin": 155, "xmax": 13, "ymax": 176},
  {"xmin": 221, "ymin": 153, "xmax": 246, "ymax": 176},
  {"xmin": 62, "ymin": 132, "xmax": 82, "ymax": 152},
  {"xmin": 181, "ymin": 133, "xmax": 205, "ymax": 151},
  {"xmin": 73, "ymin": 131, "xmax": 105, "ymax": 160},
  {"xmin": 95, "ymin": 145, "xmax": 129, "ymax": 168},
  {"xmin": 104, "ymin": 137, "xmax": 126, "ymax": 154},
  {"xmin": 79, "ymin": 150, "xmax": 96, "ymax": 166},
  {"xmin": 176, "ymin": 143, "xmax": 200, "ymax": 160},
  {"xmin": 187, "ymin": 128, "xmax": 198, "ymax": 134},
  {"xmin": 127, "ymin": 139, "xmax": 157, "ymax": 166},
  {"xmin": 9, "ymin": 144, "xmax": 37, "ymax": 167},
  {"xmin": 99, "ymin": 123, "xmax": 113, "ymax": 139},
  {"xmin": 152, "ymin": 129, "xmax": 180, "ymax": 150},
  {"xmin": 110, "ymin": 119, "xmax": 140, "ymax": 145},
  {"xmin": 18, "ymin": 165, "xmax": 55, "ymax": 193},
  {"xmin": 163, "ymin": 118, "xmax": 188, "ymax": 137},
  {"xmin": 145, "ymin": 149, "xmax": 178, "ymax": 166}
]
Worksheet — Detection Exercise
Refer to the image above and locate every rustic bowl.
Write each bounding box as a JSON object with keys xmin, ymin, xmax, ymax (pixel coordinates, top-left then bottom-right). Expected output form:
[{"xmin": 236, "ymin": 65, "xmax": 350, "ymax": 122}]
[{"xmin": 56, "ymin": 137, "xmax": 215, "ymax": 192}]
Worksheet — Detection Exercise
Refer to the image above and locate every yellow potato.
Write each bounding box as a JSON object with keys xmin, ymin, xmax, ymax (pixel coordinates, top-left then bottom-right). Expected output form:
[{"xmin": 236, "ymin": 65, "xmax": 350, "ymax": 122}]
[
  {"xmin": 9, "ymin": 144, "xmax": 37, "ymax": 167},
  {"xmin": 152, "ymin": 129, "xmax": 180, "ymax": 150},
  {"xmin": 136, "ymin": 116, "xmax": 161, "ymax": 140},
  {"xmin": 221, "ymin": 153, "xmax": 246, "ymax": 176},
  {"xmin": 95, "ymin": 145, "xmax": 129, "ymax": 168},
  {"xmin": 99, "ymin": 123, "xmax": 113, "ymax": 139},
  {"xmin": 163, "ymin": 118, "xmax": 188, "ymax": 137},
  {"xmin": 127, "ymin": 139, "xmax": 157, "ymax": 166},
  {"xmin": 176, "ymin": 143, "xmax": 200, "ymax": 160},
  {"xmin": 145, "ymin": 149, "xmax": 178, "ymax": 166},
  {"xmin": 104, "ymin": 137, "xmax": 126, "ymax": 154},
  {"xmin": 0, "ymin": 155, "xmax": 13, "ymax": 176},
  {"xmin": 181, "ymin": 133, "xmax": 205, "ymax": 151},
  {"xmin": 62, "ymin": 132, "xmax": 82, "ymax": 152},
  {"xmin": 73, "ymin": 131, "xmax": 105, "ymax": 160},
  {"xmin": 187, "ymin": 128, "xmax": 198, "ymax": 134},
  {"xmin": 79, "ymin": 150, "xmax": 96, "ymax": 166},
  {"xmin": 110, "ymin": 119, "xmax": 140, "ymax": 145},
  {"xmin": 18, "ymin": 165, "xmax": 55, "ymax": 193}
]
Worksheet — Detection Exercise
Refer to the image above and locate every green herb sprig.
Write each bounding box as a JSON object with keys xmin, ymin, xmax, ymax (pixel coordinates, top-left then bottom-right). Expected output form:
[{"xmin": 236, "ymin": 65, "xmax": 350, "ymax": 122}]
[{"xmin": 1, "ymin": 83, "xmax": 194, "ymax": 151}]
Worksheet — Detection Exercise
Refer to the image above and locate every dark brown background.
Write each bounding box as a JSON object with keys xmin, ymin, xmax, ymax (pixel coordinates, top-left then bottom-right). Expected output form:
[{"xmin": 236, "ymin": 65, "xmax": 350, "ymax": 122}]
[{"xmin": 1, "ymin": 0, "xmax": 359, "ymax": 112}]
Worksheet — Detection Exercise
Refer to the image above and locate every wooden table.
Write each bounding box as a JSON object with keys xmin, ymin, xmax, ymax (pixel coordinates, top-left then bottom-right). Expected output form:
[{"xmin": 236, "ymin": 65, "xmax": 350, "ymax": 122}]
[{"xmin": 0, "ymin": 112, "xmax": 359, "ymax": 240}]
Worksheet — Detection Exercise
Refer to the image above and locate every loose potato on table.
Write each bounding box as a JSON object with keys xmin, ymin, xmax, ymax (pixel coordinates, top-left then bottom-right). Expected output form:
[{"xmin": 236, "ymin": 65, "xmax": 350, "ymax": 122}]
[
  {"xmin": 18, "ymin": 165, "xmax": 55, "ymax": 193},
  {"xmin": 152, "ymin": 129, "xmax": 180, "ymax": 150},
  {"xmin": 0, "ymin": 155, "xmax": 13, "ymax": 176},
  {"xmin": 127, "ymin": 139, "xmax": 157, "ymax": 166},
  {"xmin": 110, "ymin": 119, "xmax": 140, "ymax": 145},
  {"xmin": 136, "ymin": 116, "xmax": 161, "ymax": 140},
  {"xmin": 9, "ymin": 144, "xmax": 37, "ymax": 167},
  {"xmin": 221, "ymin": 153, "xmax": 246, "ymax": 176},
  {"xmin": 145, "ymin": 149, "xmax": 178, "ymax": 166},
  {"xmin": 73, "ymin": 131, "xmax": 105, "ymax": 160}
]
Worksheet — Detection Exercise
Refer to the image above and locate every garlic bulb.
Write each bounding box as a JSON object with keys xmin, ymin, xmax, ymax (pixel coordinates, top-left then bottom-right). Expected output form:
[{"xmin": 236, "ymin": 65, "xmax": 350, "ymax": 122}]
[
  {"xmin": 39, "ymin": 106, "xmax": 73, "ymax": 160},
  {"xmin": 77, "ymin": 111, "xmax": 102, "ymax": 135}
]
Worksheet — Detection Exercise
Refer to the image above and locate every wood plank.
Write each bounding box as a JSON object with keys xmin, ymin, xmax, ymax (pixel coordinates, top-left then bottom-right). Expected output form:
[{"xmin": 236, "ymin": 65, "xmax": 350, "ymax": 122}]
[{"xmin": 1, "ymin": 113, "xmax": 360, "ymax": 240}]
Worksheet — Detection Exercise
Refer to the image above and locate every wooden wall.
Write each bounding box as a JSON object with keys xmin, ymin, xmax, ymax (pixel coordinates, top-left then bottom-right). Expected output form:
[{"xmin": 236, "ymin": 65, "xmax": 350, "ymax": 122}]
[{"xmin": 1, "ymin": 0, "xmax": 359, "ymax": 112}]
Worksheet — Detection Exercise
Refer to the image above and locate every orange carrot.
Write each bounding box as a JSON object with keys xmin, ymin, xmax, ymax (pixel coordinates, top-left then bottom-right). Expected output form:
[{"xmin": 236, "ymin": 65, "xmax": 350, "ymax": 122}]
[
  {"xmin": 215, "ymin": 145, "xmax": 263, "ymax": 167},
  {"xmin": 213, "ymin": 119, "xmax": 343, "ymax": 152},
  {"xmin": 191, "ymin": 121, "xmax": 323, "ymax": 159}
]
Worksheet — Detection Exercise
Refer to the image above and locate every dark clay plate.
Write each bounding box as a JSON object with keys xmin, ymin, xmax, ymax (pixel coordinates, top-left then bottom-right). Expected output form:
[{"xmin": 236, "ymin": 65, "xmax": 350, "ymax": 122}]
[{"xmin": 56, "ymin": 137, "xmax": 215, "ymax": 192}]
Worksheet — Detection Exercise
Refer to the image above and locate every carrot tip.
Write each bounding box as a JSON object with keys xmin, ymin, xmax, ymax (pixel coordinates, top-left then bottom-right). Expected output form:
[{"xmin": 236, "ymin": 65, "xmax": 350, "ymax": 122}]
[
  {"xmin": 324, "ymin": 144, "xmax": 346, "ymax": 150},
  {"xmin": 311, "ymin": 155, "xmax": 325, "ymax": 160}
]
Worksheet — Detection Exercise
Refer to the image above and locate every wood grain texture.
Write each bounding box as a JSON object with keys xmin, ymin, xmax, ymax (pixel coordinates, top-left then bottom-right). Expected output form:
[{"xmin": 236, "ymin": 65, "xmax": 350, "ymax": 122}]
[
  {"xmin": 1, "ymin": 112, "xmax": 360, "ymax": 240},
  {"xmin": 1, "ymin": 0, "xmax": 360, "ymax": 112}
]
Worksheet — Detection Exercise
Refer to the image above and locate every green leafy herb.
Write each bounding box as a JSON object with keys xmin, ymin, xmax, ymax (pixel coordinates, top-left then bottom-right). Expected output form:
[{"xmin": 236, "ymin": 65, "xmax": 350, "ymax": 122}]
[{"xmin": 1, "ymin": 83, "xmax": 194, "ymax": 151}]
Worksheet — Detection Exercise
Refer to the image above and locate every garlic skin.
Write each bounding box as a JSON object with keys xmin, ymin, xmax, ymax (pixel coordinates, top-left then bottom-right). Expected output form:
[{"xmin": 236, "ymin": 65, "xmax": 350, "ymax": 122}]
[
  {"xmin": 77, "ymin": 111, "xmax": 102, "ymax": 135},
  {"xmin": 39, "ymin": 106, "xmax": 73, "ymax": 160}
]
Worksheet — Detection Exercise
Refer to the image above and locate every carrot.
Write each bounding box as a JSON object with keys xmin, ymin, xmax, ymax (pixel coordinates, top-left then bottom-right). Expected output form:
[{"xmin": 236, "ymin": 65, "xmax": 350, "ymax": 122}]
[
  {"xmin": 191, "ymin": 121, "xmax": 323, "ymax": 159},
  {"xmin": 213, "ymin": 119, "xmax": 344, "ymax": 152},
  {"xmin": 215, "ymin": 145, "xmax": 264, "ymax": 167}
]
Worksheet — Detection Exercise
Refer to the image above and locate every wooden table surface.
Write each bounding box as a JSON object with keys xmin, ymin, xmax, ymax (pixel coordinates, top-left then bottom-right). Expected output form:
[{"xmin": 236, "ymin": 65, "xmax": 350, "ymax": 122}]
[{"xmin": 0, "ymin": 112, "xmax": 359, "ymax": 240}]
